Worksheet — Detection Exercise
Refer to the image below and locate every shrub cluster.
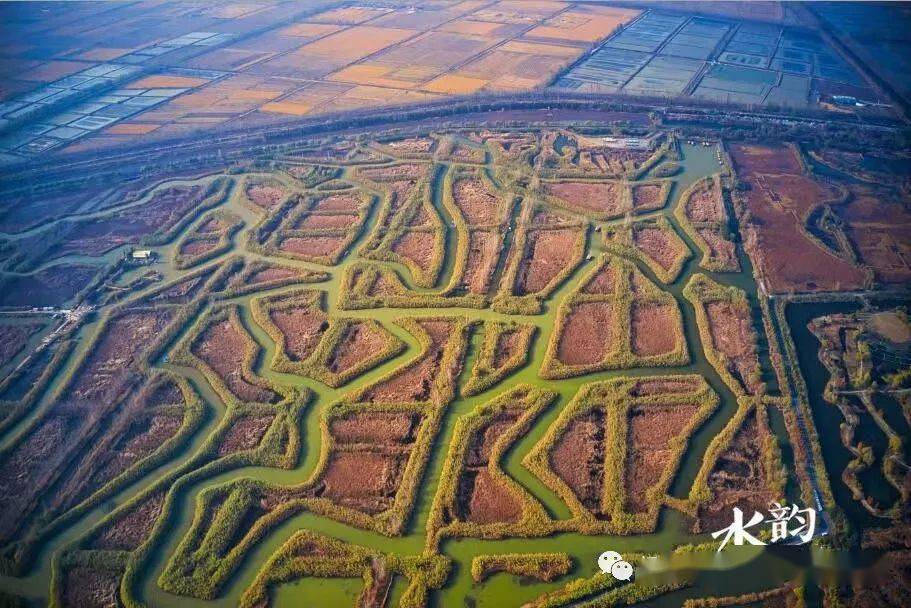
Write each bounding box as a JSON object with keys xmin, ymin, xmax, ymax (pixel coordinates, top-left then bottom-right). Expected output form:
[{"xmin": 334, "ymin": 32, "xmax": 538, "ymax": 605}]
[
  {"xmin": 470, "ymin": 552, "xmax": 572, "ymax": 583},
  {"xmin": 461, "ymin": 321, "xmax": 536, "ymax": 397},
  {"xmin": 602, "ymin": 215, "xmax": 691, "ymax": 284},
  {"xmin": 250, "ymin": 288, "xmax": 406, "ymax": 387},
  {"xmin": 541, "ymin": 255, "xmax": 689, "ymax": 379},
  {"xmin": 426, "ymin": 385, "xmax": 557, "ymax": 550},
  {"xmin": 159, "ymin": 316, "xmax": 473, "ymax": 598},
  {"xmin": 239, "ymin": 530, "xmax": 450, "ymax": 608},
  {"xmin": 682, "ymin": 273, "xmax": 764, "ymax": 396},
  {"xmin": 673, "ymin": 174, "xmax": 741, "ymax": 273},
  {"xmin": 523, "ymin": 375, "xmax": 717, "ymax": 535},
  {"xmin": 172, "ymin": 209, "xmax": 243, "ymax": 270}
]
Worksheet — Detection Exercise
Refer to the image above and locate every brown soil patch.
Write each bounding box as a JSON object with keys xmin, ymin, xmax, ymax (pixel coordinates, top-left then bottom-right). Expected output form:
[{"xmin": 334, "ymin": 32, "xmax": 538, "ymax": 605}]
[
  {"xmin": 582, "ymin": 264, "xmax": 618, "ymax": 295},
  {"xmin": 381, "ymin": 181, "xmax": 420, "ymax": 224},
  {"xmin": 330, "ymin": 412, "xmax": 420, "ymax": 445},
  {"xmin": 838, "ymin": 187, "xmax": 911, "ymax": 285},
  {"xmin": 706, "ymin": 301, "xmax": 752, "ymax": 358},
  {"xmin": 493, "ymin": 329, "xmax": 521, "ymax": 368},
  {"xmin": 557, "ymin": 302, "xmax": 614, "ymax": 366},
  {"xmin": 249, "ymin": 266, "xmax": 298, "ymax": 284},
  {"xmin": 756, "ymin": 174, "xmax": 838, "ymax": 212},
  {"xmin": 551, "ymin": 410, "xmax": 604, "ymax": 513},
  {"xmin": 363, "ymin": 320, "xmax": 455, "ymax": 403},
  {"xmin": 696, "ymin": 411, "xmax": 776, "ymax": 531},
  {"xmin": 218, "ymin": 415, "xmax": 275, "ymax": 456},
  {"xmin": 148, "ymin": 269, "xmax": 213, "ymax": 304},
  {"xmin": 729, "ymin": 144, "xmax": 802, "ymax": 177},
  {"xmin": 319, "ymin": 451, "xmax": 406, "ymax": 514},
  {"xmin": 697, "ymin": 228, "xmax": 738, "ymax": 267},
  {"xmin": 193, "ymin": 320, "xmax": 279, "ymax": 403},
  {"xmin": 445, "ymin": 143, "xmax": 486, "ymax": 163},
  {"xmin": 294, "ymin": 213, "xmax": 359, "ymax": 230},
  {"xmin": 197, "ymin": 217, "xmax": 225, "ymax": 233},
  {"xmin": 631, "ymin": 302, "xmax": 678, "ymax": 356},
  {"xmin": 62, "ymin": 565, "xmax": 121, "ymax": 608},
  {"xmin": 839, "ymin": 184, "xmax": 911, "ymax": 226},
  {"xmin": 706, "ymin": 301, "xmax": 762, "ymax": 394},
  {"xmin": 310, "ymin": 193, "xmax": 363, "ymax": 213},
  {"xmin": 72, "ymin": 310, "xmax": 173, "ymax": 400},
  {"xmin": 625, "ymin": 404, "xmax": 698, "ymax": 513},
  {"xmin": 545, "ymin": 181, "xmax": 623, "ymax": 216},
  {"xmin": 407, "ymin": 204, "xmax": 434, "ymax": 229},
  {"xmin": 633, "ymin": 226, "xmax": 681, "ymax": 272},
  {"xmin": 391, "ymin": 231, "xmax": 436, "ymax": 278},
  {"xmin": 740, "ymin": 184, "xmax": 864, "ymax": 292},
  {"xmin": 630, "ymin": 270, "xmax": 654, "ymax": 295},
  {"xmin": 92, "ymin": 492, "xmax": 165, "ymax": 551},
  {"xmin": 86, "ymin": 414, "xmax": 183, "ymax": 493},
  {"xmin": 532, "ymin": 209, "xmax": 575, "ymax": 226},
  {"xmin": 327, "ymin": 321, "xmax": 389, "ymax": 375},
  {"xmin": 359, "ymin": 163, "xmax": 427, "ymax": 182},
  {"xmin": 453, "ymin": 177, "xmax": 501, "ymax": 225},
  {"xmin": 145, "ymin": 378, "xmax": 184, "ymax": 407},
  {"xmin": 366, "ymin": 270, "xmax": 404, "ymax": 297},
  {"xmin": 270, "ymin": 306, "xmax": 328, "ymax": 361},
  {"xmin": 631, "ymin": 184, "xmax": 665, "ymax": 211},
  {"xmin": 732, "ymin": 143, "xmax": 866, "ymax": 293},
  {"xmin": 455, "ymin": 410, "xmax": 523, "ymax": 524},
  {"xmin": 246, "ymin": 183, "xmax": 286, "ymax": 209},
  {"xmin": 57, "ymin": 186, "xmax": 209, "ymax": 258},
  {"xmin": 460, "ymin": 469, "xmax": 522, "ymax": 524},
  {"xmin": 685, "ymin": 184, "xmax": 724, "ymax": 222},
  {"xmin": 846, "ymin": 225, "xmax": 911, "ymax": 284},
  {"xmin": 870, "ymin": 311, "xmax": 911, "ymax": 344},
  {"xmin": 461, "ymin": 230, "xmax": 500, "ymax": 294},
  {"xmin": 179, "ymin": 239, "xmax": 218, "ymax": 257},
  {"xmin": 0, "ymin": 414, "xmax": 72, "ymax": 520},
  {"xmin": 279, "ymin": 234, "xmax": 347, "ymax": 258},
  {"xmin": 0, "ymin": 323, "xmax": 40, "ymax": 368},
  {"xmin": 466, "ymin": 412, "xmax": 518, "ymax": 468},
  {"xmin": 516, "ymin": 228, "xmax": 580, "ymax": 295}
]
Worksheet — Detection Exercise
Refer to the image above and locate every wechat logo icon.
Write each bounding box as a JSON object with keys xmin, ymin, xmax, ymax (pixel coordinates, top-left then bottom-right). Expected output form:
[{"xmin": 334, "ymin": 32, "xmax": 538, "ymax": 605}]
[{"xmin": 597, "ymin": 550, "xmax": 634, "ymax": 581}]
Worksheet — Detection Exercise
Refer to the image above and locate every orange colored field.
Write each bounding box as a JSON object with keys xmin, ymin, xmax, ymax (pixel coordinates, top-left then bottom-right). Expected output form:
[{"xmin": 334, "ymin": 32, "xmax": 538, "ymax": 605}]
[
  {"xmin": 279, "ymin": 22, "xmax": 344, "ymax": 38},
  {"xmin": 455, "ymin": 46, "xmax": 574, "ymax": 90},
  {"xmin": 501, "ymin": 40, "xmax": 582, "ymax": 57},
  {"xmin": 309, "ymin": 6, "xmax": 392, "ymax": 25},
  {"xmin": 20, "ymin": 60, "xmax": 88, "ymax": 82},
  {"xmin": 164, "ymin": 74, "xmax": 300, "ymax": 114},
  {"xmin": 230, "ymin": 89, "xmax": 282, "ymax": 102},
  {"xmin": 50, "ymin": 1, "xmax": 630, "ymax": 151},
  {"xmin": 328, "ymin": 85, "xmax": 438, "ymax": 110},
  {"xmin": 526, "ymin": 7, "xmax": 640, "ymax": 43},
  {"xmin": 438, "ymin": 19, "xmax": 509, "ymax": 36},
  {"xmin": 328, "ymin": 64, "xmax": 417, "ymax": 89},
  {"xmin": 366, "ymin": 31, "xmax": 502, "ymax": 76},
  {"xmin": 264, "ymin": 81, "xmax": 441, "ymax": 117},
  {"xmin": 260, "ymin": 101, "xmax": 312, "ymax": 116},
  {"xmin": 472, "ymin": 0, "xmax": 567, "ymax": 24},
  {"xmin": 128, "ymin": 75, "xmax": 209, "ymax": 89},
  {"xmin": 105, "ymin": 123, "xmax": 161, "ymax": 135},
  {"xmin": 423, "ymin": 74, "xmax": 488, "ymax": 94},
  {"xmin": 296, "ymin": 26, "xmax": 417, "ymax": 64}
]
